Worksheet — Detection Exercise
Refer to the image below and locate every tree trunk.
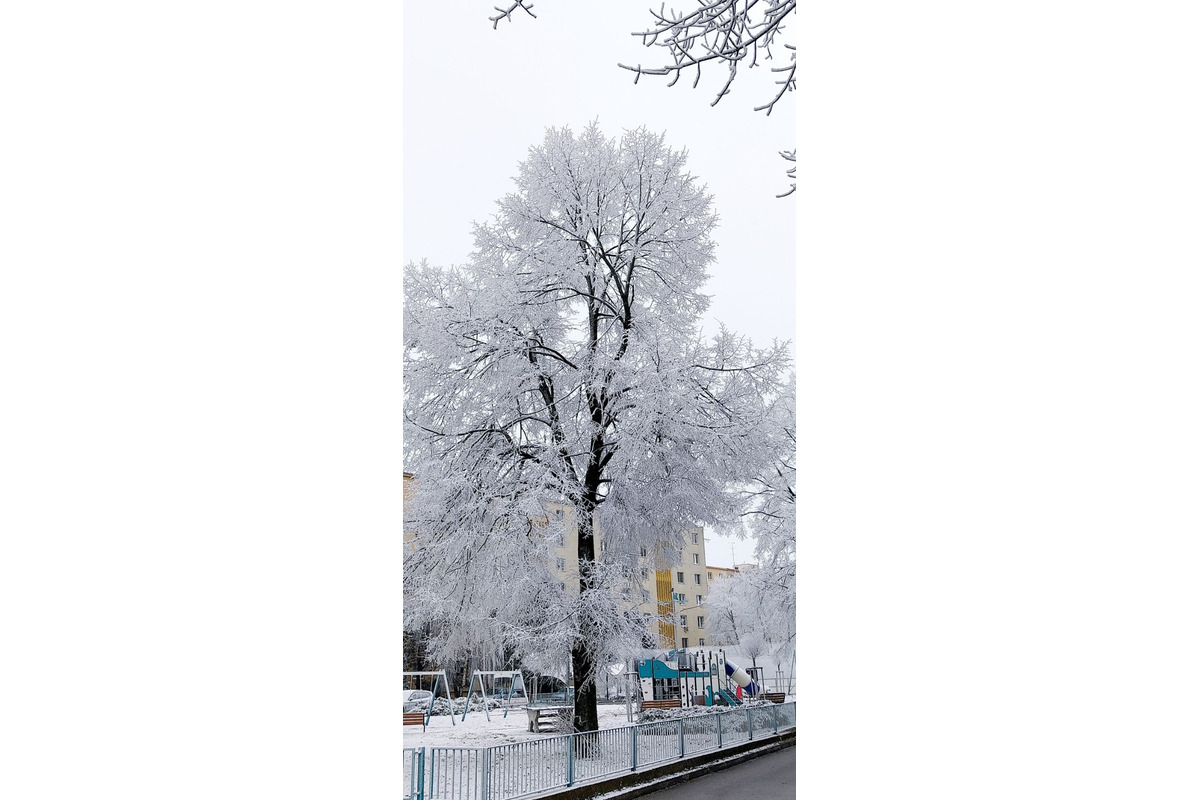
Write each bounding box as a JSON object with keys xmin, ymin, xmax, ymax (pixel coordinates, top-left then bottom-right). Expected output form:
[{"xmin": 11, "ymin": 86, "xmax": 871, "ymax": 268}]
[
  {"xmin": 570, "ymin": 498, "xmax": 600, "ymax": 733},
  {"xmin": 570, "ymin": 640, "xmax": 599, "ymax": 733}
]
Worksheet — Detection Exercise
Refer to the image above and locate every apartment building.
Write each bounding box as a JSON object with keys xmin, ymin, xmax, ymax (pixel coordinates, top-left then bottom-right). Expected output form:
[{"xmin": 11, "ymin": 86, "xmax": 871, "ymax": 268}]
[
  {"xmin": 403, "ymin": 472, "xmax": 417, "ymax": 554},
  {"xmin": 404, "ymin": 480, "xmax": 712, "ymax": 652},
  {"xmin": 660, "ymin": 524, "xmax": 711, "ymax": 651},
  {"xmin": 537, "ymin": 500, "xmax": 710, "ymax": 651},
  {"xmin": 706, "ymin": 564, "xmax": 737, "ymax": 584}
]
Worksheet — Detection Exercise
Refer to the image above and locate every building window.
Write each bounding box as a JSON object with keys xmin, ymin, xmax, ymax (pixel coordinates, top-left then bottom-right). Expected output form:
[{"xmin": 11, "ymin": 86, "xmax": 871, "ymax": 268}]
[
  {"xmin": 692, "ymin": 553, "xmax": 699, "ymax": 564},
  {"xmin": 696, "ymin": 594, "xmax": 703, "ymax": 605},
  {"xmin": 698, "ymin": 638, "xmax": 705, "ymax": 646},
  {"xmin": 681, "ymin": 637, "xmax": 689, "ymax": 648},
  {"xmin": 642, "ymin": 589, "xmax": 650, "ymax": 602},
  {"xmin": 556, "ymin": 558, "xmax": 565, "ymax": 572},
  {"xmin": 692, "ymin": 532, "xmax": 699, "ymax": 545},
  {"xmin": 707, "ymin": 571, "xmax": 713, "ymax": 581},
  {"xmin": 697, "ymin": 616, "xmax": 704, "ymax": 628},
  {"xmin": 640, "ymin": 546, "xmax": 647, "ymax": 557},
  {"xmin": 694, "ymin": 573, "xmax": 701, "ymax": 585},
  {"xmin": 641, "ymin": 568, "xmax": 648, "ymax": 579},
  {"xmin": 676, "ymin": 571, "xmax": 684, "ymax": 583},
  {"xmin": 679, "ymin": 615, "xmax": 687, "ymax": 627},
  {"xmin": 677, "ymin": 593, "xmax": 686, "ymax": 604}
]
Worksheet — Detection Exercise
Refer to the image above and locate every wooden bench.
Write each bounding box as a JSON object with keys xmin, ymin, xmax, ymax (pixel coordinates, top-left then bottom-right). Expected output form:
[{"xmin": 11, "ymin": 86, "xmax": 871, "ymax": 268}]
[
  {"xmin": 762, "ymin": 692, "xmax": 786, "ymax": 704},
  {"xmin": 640, "ymin": 698, "xmax": 682, "ymax": 711},
  {"xmin": 403, "ymin": 712, "xmax": 426, "ymax": 730}
]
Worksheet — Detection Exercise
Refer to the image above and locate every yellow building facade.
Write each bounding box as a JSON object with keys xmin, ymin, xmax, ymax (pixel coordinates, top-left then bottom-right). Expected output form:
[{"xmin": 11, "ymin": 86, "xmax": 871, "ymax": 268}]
[
  {"xmin": 538, "ymin": 500, "xmax": 711, "ymax": 651},
  {"xmin": 404, "ymin": 481, "xmax": 714, "ymax": 653}
]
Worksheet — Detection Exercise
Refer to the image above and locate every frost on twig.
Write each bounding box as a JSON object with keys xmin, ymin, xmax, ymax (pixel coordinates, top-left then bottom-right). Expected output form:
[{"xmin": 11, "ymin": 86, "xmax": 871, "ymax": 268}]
[
  {"xmin": 489, "ymin": 1, "xmax": 537, "ymax": 28},
  {"xmin": 777, "ymin": 149, "xmax": 796, "ymax": 198},
  {"xmin": 488, "ymin": 2, "xmax": 799, "ymax": 198},
  {"xmin": 619, "ymin": 1, "xmax": 797, "ymax": 116}
]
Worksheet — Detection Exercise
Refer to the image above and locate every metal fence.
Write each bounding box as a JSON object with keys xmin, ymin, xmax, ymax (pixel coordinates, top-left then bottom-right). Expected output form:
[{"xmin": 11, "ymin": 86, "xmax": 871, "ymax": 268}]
[
  {"xmin": 403, "ymin": 747, "xmax": 424, "ymax": 800},
  {"xmin": 405, "ymin": 702, "xmax": 795, "ymax": 800}
]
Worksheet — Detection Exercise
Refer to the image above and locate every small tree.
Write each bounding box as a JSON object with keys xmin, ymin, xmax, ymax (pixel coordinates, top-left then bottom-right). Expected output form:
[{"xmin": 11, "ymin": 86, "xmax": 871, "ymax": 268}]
[
  {"xmin": 706, "ymin": 564, "xmax": 794, "ymax": 669},
  {"xmin": 404, "ymin": 122, "xmax": 791, "ymax": 732}
]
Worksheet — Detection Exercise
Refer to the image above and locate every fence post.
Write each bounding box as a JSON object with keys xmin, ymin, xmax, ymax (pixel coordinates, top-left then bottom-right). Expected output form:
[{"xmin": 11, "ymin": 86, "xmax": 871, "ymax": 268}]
[
  {"xmin": 481, "ymin": 748, "xmax": 490, "ymax": 800},
  {"xmin": 747, "ymin": 707, "xmax": 754, "ymax": 740},
  {"xmin": 773, "ymin": 705, "xmax": 779, "ymax": 734},
  {"xmin": 716, "ymin": 712, "xmax": 722, "ymax": 749},
  {"xmin": 567, "ymin": 734, "xmax": 575, "ymax": 787},
  {"xmin": 413, "ymin": 748, "xmax": 424, "ymax": 800},
  {"xmin": 631, "ymin": 726, "xmax": 638, "ymax": 772},
  {"xmin": 678, "ymin": 719, "xmax": 685, "ymax": 758},
  {"xmin": 421, "ymin": 748, "xmax": 427, "ymax": 800}
]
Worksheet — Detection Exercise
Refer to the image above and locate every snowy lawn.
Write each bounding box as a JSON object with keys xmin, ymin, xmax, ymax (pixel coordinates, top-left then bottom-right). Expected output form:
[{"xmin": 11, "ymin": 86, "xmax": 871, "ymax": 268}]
[
  {"xmin": 401, "ymin": 698, "xmax": 793, "ymax": 750},
  {"xmin": 402, "ymin": 703, "xmax": 638, "ymax": 749}
]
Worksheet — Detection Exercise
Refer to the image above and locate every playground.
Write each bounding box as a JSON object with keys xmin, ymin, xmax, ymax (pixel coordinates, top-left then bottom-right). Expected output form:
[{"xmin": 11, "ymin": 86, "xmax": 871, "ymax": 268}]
[{"xmin": 402, "ymin": 648, "xmax": 794, "ymax": 749}]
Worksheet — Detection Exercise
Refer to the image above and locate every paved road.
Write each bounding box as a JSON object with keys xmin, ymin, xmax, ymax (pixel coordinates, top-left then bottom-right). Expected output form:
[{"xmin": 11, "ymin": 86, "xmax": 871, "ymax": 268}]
[{"xmin": 636, "ymin": 746, "xmax": 795, "ymax": 799}]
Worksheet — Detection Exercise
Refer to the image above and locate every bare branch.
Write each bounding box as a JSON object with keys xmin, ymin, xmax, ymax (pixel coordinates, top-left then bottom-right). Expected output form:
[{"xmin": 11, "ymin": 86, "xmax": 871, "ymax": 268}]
[{"xmin": 489, "ymin": 1, "xmax": 537, "ymax": 28}]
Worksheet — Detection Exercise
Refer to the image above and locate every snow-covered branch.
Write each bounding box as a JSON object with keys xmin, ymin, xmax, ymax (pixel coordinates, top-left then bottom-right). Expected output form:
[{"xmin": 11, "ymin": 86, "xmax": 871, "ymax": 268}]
[
  {"xmin": 619, "ymin": 0, "xmax": 797, "ymax": 116},
  {"xmin": 487, "ymin": 2, "xmax": 798, "ymax": 197},
  {"xmin": 489, "ymin": 1, "xmax": 537, "ymax": 28}
]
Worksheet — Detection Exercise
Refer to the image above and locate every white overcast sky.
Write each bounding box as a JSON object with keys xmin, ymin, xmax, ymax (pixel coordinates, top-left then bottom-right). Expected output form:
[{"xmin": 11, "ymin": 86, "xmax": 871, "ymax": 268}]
[
  {"xmin": 404, "ymin": 2, "xmax": 798, "ymax": 565},
  {"xmin": 403, "ymin": 1, "xmax": 796, "ymax": 353}
]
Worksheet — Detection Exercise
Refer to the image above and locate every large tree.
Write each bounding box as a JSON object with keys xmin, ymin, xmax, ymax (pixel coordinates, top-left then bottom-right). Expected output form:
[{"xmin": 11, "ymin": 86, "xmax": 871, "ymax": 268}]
[{"xmin": 404, "ymin": 122, "xmax": 791, "ymax": 732}]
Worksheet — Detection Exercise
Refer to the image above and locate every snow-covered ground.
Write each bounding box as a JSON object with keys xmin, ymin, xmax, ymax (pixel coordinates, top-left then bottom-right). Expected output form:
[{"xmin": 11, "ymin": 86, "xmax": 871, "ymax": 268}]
[
  {"xmin": 401, "ymin": 697, "xmax": 795, "ymax": 750},
  {"xmin": 402, "ymin": 703, "xmax": 638, "ymax": 749},
  {"xmin": 401, "ymin": 649, "xmax": 795, "ymax": 751}
]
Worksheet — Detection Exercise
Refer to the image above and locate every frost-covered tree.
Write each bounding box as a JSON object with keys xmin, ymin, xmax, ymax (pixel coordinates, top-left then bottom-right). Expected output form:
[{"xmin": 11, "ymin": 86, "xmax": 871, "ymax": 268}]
[
  {"xmin": 708, "ymin": 382, "xmax": 796, "ymax": 671},
  {"xmin": 489, "ymin": 1, "xmax": 797, "ymax": 197},
  {"xmin": 706, "ymin": 561, "xmax": 794, "ymax": 670},
  {"xmin": 404, "ymin": 122, "xmax": 791, "ymax": 732},
  {"xmin": 744, "ymin": 373, "xmax": 795, "ymax": 595}
]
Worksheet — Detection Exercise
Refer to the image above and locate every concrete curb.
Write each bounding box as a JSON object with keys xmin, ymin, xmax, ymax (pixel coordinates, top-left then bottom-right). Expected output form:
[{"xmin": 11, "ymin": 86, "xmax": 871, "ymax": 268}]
[{"xmin": 528, "ymin": 730, "xmax": 797, "ymax": 800}]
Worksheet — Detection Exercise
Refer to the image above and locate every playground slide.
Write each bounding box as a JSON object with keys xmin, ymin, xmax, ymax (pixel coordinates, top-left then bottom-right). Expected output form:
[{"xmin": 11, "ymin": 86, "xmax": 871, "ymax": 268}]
[{"xmin": 724, "ymin": 660, "xmax": 760, "ymax": 696}]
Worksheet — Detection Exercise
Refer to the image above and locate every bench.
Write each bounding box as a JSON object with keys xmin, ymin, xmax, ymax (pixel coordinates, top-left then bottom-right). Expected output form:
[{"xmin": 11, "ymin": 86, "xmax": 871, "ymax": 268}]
[
  {"xmin": 640, "ymin": 698, "xmax": 682, "ymax": 711},
  {"xmin": 403, "ymin": 712, "xmax": 426, "ymax": 730},
  {"xmin": 762, "ymin": 692, "xmax": 786, "ymax": 704},
  {"xmin": 524, "ymin": 705, "xmax": 572, "ymax": 733}
]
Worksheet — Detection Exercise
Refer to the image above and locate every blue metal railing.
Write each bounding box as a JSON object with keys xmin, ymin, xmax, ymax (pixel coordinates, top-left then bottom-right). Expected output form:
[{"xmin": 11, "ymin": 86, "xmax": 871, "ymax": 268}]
[{"xmin": 406, "ymin": 701, "xmax": 795, "ymax": 800}]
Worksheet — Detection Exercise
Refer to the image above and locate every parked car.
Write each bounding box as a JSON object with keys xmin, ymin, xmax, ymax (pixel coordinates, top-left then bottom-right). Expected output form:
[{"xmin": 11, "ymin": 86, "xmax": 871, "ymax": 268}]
[
  {"xmin": 544, "ymin": 688, "xmax": 574, "ymax": 703},
  {"xmin": 402, "ymin": 689, "xmax": 433, "ymax": 712}
]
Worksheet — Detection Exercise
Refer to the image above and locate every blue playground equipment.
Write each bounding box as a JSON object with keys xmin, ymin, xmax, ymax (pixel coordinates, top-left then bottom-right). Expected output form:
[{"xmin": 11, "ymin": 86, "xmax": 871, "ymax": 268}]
[{"xmin": 635, "ymin": 649, "xmax": 763, "ymax": 706}]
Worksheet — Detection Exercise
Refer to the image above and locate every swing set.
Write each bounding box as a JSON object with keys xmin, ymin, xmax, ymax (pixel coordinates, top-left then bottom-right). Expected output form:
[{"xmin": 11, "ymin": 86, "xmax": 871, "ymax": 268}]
[
  {"xmin": 460, "ymin": 670, "xmax": 528, "ymax": 722},
  {"xmin": 403, "ymin": 670, "xmax": 454, "ymax": 726}
]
